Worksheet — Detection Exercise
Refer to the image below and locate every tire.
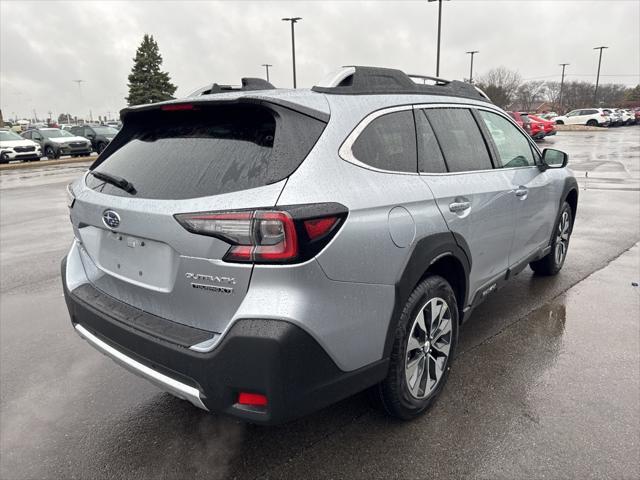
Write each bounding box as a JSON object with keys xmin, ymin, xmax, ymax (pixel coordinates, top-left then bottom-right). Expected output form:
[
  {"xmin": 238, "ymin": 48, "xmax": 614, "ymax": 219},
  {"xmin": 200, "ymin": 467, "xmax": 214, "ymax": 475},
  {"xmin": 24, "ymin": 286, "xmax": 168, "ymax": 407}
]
[
  {"xmin": 556, "ymin": 120, "xmax": 564, "ymax": 125},
  {"xmin": 586, "ymin": 119, "xmax": 598, "ymax": 127},
  {"xmin": 530, "ymin": 201, "xmax": 573, "ymax": 276},
  {"xmin": 97, "ymin": 142, "xmax": 107, "ymax": 154},
  {"xmin": 0, "ymin": 153, "xmax": 9, "ymax": 164},
  {"xmin": 376, "ymin": 275, "xmax": 459, "ymax": 420},
  {"xmin": 45, "ymin": 146, "xmax": 59, "ymax": 160}
]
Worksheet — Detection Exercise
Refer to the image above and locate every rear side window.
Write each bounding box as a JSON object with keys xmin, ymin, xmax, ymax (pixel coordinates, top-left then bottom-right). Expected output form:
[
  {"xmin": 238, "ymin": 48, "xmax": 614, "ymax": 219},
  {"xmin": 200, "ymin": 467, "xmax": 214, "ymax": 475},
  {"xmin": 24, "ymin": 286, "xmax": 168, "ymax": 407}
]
[
  {"xmin": 351, "ymin": 110, "xmax": 416, "ymax": 173},
  {"xmin": 87, "ymin": 104, "xmax": 325, "ymax": 199},
  {"xmin": 478, "ymin": 110, "xmax": 535, "ymax": 168},
  {"xmin": 415, "ymin": 110, "xmax": 447, "ymax": 173},
  {"xmin": 425, "ymin": 108, "xmax": 493, "ymax": 172}
]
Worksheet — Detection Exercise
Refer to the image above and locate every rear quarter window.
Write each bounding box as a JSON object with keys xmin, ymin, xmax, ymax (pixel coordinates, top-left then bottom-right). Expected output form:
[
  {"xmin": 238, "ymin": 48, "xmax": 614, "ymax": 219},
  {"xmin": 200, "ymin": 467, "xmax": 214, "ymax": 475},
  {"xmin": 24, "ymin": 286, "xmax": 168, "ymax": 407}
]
[
  {"xmin": 351, "ymin": 110, "xmax": 417, "ymax": 173},
  {"xmin": 87, "ymin": 104, "xmax": 326, "ymax": 199}
]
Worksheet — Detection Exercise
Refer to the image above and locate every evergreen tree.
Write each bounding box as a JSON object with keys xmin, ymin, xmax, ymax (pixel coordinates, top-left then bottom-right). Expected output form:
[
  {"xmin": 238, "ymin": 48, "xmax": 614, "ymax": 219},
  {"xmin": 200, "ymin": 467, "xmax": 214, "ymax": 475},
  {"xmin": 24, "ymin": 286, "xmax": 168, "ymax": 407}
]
[{"xmin": 126, "ymin": 34, "xmax": 177, "ymax": 106}]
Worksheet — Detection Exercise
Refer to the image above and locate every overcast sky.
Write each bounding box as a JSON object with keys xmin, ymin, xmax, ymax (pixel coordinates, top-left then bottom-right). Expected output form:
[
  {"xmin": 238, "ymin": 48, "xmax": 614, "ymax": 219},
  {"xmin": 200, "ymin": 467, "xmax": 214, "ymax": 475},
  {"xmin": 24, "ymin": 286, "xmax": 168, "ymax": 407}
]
[{"xmin": 1, "ymin": 0, "xmax": 638, "ymax": 120}]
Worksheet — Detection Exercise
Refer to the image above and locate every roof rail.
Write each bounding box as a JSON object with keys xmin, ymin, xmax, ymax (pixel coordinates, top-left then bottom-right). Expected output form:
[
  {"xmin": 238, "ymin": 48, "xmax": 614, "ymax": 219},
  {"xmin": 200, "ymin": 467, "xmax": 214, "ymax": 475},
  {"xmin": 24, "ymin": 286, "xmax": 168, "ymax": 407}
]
[
  {"xmin": 188, "ymin": 77, "xmax": 276, "ymax": 97},
  {"xmin": 312, "ymin": 66, "xmax": 491, "ymax": 102}
]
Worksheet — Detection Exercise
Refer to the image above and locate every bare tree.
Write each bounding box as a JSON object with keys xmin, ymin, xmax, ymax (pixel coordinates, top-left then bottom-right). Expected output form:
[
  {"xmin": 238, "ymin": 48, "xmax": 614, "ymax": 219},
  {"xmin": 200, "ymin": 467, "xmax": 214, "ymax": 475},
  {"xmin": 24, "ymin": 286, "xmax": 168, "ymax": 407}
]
[
  {"xmin": 514, "ymin": 81, "xmax": 547, "ymax": 112},
  {"xmin": 475, "ymin": 67, "xmax": 522, "ymax": 108}
]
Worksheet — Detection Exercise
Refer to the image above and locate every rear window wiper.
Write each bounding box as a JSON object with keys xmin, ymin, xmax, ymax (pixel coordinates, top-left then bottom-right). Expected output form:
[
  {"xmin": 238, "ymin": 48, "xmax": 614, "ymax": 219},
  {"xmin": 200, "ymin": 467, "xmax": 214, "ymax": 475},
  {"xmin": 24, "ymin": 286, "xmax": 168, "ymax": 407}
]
[{"xmin": 90, "ymin": 170, "xmax": 137, "ymax": 194}]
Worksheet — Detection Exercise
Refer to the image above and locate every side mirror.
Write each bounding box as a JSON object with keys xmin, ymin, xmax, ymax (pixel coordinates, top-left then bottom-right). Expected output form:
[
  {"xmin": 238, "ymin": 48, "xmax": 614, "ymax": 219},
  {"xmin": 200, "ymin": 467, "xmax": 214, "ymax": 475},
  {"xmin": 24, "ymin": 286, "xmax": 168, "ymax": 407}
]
[{"xmin": 540, "ymin": 148, "xmax": 568, "ymax": 170}]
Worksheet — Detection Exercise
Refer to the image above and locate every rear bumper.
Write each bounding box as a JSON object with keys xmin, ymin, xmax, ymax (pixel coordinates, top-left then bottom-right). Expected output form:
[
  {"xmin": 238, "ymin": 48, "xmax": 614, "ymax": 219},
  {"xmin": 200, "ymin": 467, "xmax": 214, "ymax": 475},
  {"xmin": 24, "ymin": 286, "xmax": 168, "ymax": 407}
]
[
  {"xmin": 62, "ymin": 256, "xmax": 388, "ymax": 424},
  {"xmin": 531, "ymin": 131, "xmax": 546, "ymax": 140}
]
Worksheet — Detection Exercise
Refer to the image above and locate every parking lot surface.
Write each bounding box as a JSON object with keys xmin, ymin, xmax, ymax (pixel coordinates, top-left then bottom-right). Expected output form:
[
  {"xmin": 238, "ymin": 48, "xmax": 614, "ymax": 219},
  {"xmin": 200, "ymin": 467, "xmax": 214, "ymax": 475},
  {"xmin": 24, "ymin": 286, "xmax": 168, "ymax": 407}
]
[{"xmin": 1, "ymin": 128, "xmax": 639, "ymax": 479}]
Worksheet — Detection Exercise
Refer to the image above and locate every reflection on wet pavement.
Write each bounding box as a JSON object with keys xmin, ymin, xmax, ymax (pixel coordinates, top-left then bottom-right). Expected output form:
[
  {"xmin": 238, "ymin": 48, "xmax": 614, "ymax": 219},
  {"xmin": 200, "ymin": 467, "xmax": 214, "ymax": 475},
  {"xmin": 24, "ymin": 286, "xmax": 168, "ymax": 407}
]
[
  {"xmin": 263, "ymin": 245, "xmax": 639, "ymax": 479},
  {"xmin": 543, "ymin": 128, "xmax": 640, "ymax": 191}
]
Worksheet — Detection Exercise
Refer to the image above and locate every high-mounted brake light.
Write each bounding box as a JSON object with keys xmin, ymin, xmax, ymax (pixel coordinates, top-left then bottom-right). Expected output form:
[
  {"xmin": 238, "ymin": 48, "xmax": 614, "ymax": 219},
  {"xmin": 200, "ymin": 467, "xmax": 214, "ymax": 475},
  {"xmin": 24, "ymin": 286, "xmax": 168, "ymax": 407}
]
[
  {"xmin": 161, "ymin": 103, "xmax": 195, "ymax": 111},
  {"xmin": 175, "ymin": 204, "xmax": 348, "ymax": 264}
]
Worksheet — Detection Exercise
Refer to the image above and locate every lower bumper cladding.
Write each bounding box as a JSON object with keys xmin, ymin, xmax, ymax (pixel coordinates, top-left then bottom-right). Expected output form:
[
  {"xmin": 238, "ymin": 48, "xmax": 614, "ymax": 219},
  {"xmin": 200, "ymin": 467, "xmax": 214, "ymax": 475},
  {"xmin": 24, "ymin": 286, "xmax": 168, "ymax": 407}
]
[
  {"xmin": 62, "ymin": 256, "xmax": 388, "ymax": 424},
  {"xmin": 74, "ymin": 323, "xmax": 208, "ymax": 411}
]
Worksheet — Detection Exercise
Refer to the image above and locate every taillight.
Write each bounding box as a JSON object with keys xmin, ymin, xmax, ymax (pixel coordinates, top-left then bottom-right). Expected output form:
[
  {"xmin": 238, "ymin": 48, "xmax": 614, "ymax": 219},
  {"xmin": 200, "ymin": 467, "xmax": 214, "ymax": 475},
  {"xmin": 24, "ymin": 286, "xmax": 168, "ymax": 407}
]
[{"xmin": 175, "ymin": 203, "xmax": 347, "ymax": 264}]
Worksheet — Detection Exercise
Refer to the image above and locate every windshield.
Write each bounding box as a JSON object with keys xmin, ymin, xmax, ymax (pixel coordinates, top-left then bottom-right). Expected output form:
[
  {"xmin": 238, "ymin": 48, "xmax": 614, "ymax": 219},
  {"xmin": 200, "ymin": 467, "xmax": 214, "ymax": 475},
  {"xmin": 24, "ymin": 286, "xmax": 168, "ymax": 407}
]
[
  {"xmin": 41, "ymin": 129, "xmax": 73, "ymax": 138},
  {"xmin": 0, "ymin": 130, "xmax": 24, "ymax": 141},
  {"xmin": 93, "ymin": 126, "xmax": 119, "ymax": 135}
]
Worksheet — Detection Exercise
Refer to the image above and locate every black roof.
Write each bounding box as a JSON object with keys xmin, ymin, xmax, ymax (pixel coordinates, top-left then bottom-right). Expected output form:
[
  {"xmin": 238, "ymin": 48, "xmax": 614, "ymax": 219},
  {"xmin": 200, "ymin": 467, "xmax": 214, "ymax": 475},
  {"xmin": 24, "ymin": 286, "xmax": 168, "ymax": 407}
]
[{"xmin": 311, "ymin": 66, "xmax": 491, "ymax": 102}]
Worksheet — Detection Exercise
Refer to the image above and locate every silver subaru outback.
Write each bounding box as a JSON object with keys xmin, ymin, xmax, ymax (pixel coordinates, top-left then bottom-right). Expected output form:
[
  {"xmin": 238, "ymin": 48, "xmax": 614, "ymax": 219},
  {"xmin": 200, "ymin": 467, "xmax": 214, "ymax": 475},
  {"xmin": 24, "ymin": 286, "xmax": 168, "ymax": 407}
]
[{"xmin": 62, "ymin": 67, "xmax": 578, "ymax": 424}]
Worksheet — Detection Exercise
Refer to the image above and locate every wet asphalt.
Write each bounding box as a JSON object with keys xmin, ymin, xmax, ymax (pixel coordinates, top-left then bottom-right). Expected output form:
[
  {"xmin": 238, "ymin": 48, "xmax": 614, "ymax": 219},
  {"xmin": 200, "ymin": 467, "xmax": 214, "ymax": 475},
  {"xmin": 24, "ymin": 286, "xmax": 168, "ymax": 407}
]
[{"xmin": 1, "ymin": 128, "xmax": 639, "ymax": 479}]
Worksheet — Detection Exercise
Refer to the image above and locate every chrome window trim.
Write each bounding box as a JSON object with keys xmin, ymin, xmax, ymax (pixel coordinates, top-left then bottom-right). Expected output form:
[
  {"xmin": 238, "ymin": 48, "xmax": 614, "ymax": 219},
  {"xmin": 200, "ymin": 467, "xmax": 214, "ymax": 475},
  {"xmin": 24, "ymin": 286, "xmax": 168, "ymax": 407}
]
[{"xmin": 339, "ymin": 102, "xmax": 542, "ymax": 176}]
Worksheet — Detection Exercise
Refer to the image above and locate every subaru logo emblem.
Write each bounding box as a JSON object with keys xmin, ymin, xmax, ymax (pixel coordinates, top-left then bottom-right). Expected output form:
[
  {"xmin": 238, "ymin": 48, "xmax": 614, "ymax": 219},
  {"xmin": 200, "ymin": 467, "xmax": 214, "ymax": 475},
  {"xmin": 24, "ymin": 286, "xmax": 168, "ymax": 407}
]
[{"xmin": 102, "ymin": 210, "xmax": 120, "ymax": 229}]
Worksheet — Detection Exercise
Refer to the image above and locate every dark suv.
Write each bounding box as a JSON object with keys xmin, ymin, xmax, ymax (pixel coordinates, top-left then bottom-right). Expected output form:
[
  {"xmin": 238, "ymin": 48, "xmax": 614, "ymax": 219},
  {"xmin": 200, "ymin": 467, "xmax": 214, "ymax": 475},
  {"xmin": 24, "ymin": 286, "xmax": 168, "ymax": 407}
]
[
  {"xmin": 70, "ymin": 125, "xmax": 119, "ymax": 154},
  {"xmin": 22, "ymin": 128, "xmax": 92, "ymax": 159}
]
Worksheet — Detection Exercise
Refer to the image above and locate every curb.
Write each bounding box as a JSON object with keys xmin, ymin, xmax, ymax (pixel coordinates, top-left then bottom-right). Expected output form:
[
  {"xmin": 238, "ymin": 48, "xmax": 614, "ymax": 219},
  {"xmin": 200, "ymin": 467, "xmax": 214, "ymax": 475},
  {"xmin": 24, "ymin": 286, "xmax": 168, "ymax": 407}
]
[{"xmin": 0, "ymin": 156, "xmax": 94, "ymax": 171}]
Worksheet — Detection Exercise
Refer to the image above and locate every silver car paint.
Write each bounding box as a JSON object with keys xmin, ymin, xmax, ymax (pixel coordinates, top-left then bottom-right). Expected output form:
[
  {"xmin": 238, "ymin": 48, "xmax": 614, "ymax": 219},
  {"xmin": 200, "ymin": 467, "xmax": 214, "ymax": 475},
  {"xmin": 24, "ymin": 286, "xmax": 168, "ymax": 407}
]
[{"xmin": 66, "ymin": 87, "xmax": 574, "ymax": 372}]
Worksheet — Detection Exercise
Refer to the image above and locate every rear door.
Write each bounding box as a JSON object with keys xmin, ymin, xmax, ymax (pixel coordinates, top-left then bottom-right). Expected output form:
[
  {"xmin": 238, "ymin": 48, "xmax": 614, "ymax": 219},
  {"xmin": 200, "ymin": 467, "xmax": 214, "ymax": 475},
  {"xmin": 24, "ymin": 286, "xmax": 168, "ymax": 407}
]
[
  {"xmin": 70, "ymin": 102, "xmax": 326, "ymax": 333},
  {"xmin": 416, "ymin": 106, "xmax": 515, "ymax": 303},
  {"xmin": 476, "ymin": 109, "xmax": 556, "ymax": 266}
]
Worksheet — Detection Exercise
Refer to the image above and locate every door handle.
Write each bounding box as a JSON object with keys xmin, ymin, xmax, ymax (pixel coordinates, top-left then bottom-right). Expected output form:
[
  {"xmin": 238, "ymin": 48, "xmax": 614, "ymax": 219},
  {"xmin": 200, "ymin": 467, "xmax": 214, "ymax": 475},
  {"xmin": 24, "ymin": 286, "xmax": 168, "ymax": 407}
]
[
  {"xmin": 449, "ymin": 201, "xmax": 471, "ymax": 213},
  {"xmin": 515, "ymin": 187, "xmax": 528, "ymax": 198}
]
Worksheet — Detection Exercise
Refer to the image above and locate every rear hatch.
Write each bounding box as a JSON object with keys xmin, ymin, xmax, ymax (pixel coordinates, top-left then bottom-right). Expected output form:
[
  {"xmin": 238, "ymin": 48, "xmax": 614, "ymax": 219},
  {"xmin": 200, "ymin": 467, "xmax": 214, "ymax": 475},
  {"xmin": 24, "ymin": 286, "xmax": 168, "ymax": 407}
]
[{"xmin": 70, "ymin": 100, "xmax": 326, "ymax": 334}]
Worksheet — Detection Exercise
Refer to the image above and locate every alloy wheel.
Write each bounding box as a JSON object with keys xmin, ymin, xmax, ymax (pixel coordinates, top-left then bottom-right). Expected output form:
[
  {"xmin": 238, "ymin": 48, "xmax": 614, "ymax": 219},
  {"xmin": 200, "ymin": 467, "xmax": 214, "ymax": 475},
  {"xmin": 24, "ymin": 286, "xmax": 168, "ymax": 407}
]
[
  {"xmin": 555, "ymin": 210, "xmax": 570, "ymax": 265},
  {"xmin": 405, "ymin": 297, "xmax": 453, "ymax": 399}
]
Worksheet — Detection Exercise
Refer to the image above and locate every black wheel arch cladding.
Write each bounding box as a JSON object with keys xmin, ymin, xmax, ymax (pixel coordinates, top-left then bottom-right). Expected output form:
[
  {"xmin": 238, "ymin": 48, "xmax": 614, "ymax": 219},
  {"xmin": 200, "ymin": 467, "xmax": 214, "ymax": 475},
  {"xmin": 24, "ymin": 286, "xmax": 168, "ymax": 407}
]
[{"xmin": 383, "ymin": 231, "xmax": 471, "ymax": 358}]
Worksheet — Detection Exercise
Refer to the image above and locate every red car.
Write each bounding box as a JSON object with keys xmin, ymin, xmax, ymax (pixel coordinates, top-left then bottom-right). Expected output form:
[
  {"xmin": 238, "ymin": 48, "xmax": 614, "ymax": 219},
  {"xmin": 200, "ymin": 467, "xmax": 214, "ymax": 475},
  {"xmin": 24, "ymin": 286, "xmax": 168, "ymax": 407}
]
[
  {"xmin": 508, "ymin": 111, "xmax": 546, "ymax": 140},
  {"xmin": 528, "ymin": 114, "xmax": 557, "ymax": 137}
]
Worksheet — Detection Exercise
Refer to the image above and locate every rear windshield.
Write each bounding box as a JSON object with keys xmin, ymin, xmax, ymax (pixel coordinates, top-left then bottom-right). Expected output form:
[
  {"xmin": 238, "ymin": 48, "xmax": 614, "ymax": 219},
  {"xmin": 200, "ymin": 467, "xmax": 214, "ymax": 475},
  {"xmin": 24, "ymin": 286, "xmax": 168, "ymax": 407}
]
[{"xmin": 86, "ymin": 104, "xmax": 325, "ymax": 199}]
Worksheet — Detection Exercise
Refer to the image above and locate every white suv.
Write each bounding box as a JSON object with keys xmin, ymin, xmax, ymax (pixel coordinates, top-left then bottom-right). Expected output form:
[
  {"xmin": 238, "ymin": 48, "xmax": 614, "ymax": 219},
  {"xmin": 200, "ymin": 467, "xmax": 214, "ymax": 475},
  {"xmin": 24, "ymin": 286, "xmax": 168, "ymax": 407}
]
[{"xmin": 553, "ymin": 108, "xmax": 610, "ymax": 127}]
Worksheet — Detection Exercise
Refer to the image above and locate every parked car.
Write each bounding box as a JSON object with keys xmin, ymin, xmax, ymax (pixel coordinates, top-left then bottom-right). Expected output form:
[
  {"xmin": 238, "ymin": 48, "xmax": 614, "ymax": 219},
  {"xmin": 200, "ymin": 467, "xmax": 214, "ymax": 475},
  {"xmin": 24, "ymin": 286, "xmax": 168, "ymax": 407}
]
[
  {"xmin": 508, "ymin": 111, "xmax": 546, "ymax": 140},
  {"xmin": 21, "ymin": 128, "xmax": 92, "ymax": 159},
  {"xmin": 105, "ymin": 121, "xmax": 122, "ymax": 130},
  {"xmin": 634, "ymin": 108, "xmax": 640, "ymax": 124},
  {"xmin": 62, "ymin": 66, "xmax": 578, "ymax": 424},
  {"xmin": 70, "ymin": 125, "xmax": 118, "ymax": 153},
  {"xmin": 616, "ymin": 109, "xmax": 635, "ymax": 125},
  {"xmin": 553, "ymin": 108, "xmax": 610, "ymax": 127},
  {"xmin": 0, "ymin": 128, "xmax": 42, "ymax": 163},
  {"xmin": 602, "ymin": 108, "xmax": 623, "ymax": 126},
  {"xmin": 528, "ymin": 114, "xmax": 557, "ymax": 137}
]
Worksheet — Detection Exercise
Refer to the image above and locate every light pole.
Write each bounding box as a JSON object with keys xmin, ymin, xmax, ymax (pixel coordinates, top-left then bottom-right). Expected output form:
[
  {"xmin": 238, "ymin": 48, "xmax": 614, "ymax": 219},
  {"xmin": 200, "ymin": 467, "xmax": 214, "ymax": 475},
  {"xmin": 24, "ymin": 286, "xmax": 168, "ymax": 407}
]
[
  {"xmin": 593, "ymin": 46, "xmax": 608, "ymax": 105},
  {"xmin": 466, "ymin": 50, "xmax": 479, "ymax": 83},
  {"xmin": 282, "ymin": 17, "xmax": 302, "ymax": 88},
  {"xmin": 558, "ymin": 63, "xmax": 569, "ymax": 113},
  {"xmin": 262, "ymin": 64, "xmax": 273, "ymax": 83},
  {"xmin": 428, "ymin": 0, "xmax": 449, "ymax": 76},
  {"xmin": 72, "ymin": 79, "xmax": 84, "ymax": 93}
]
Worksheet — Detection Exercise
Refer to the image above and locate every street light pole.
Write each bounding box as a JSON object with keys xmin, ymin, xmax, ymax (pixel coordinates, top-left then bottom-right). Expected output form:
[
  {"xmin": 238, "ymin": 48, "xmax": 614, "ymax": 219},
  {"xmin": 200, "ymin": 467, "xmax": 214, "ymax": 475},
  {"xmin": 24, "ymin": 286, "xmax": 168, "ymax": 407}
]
[
  {"xmin": 282, "ymin": 17, "xmax": 302, "ymax": 88},
  {"xmin": 593, "ymin": 46, "xmax": 608, "ymax": 105},
  {"xmin": 428, "ymin": 0, "xmax": 448, "ymax": 76},
  {"xmin": 466, "ymin": 50, "xmax": 479, "ymax": 83},
  {"xmin": 261, "ymin": 64, "xmax": 273, "ymax": 83},
  {"xmin": 558, "ymin": 63, "xmax": 569, "ymax": 113}
]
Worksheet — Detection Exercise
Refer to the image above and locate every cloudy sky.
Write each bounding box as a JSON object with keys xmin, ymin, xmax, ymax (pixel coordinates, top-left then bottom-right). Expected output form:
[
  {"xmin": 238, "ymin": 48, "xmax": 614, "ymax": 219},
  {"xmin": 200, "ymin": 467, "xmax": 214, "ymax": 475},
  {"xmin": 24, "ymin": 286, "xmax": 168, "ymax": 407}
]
[{"xmin": 1, "ymin": 0, "xmax": 638, "ymax": 120}]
